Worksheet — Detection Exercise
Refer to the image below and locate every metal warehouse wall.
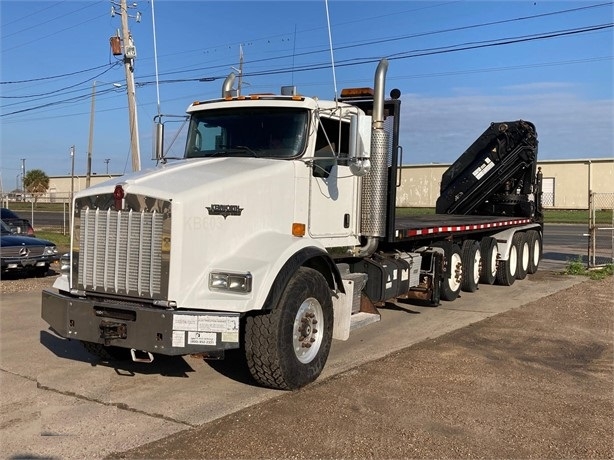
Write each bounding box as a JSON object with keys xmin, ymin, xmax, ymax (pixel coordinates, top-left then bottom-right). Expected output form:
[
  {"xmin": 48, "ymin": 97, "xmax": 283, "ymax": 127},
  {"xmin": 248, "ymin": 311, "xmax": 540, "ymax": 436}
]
[
  {"xmin": 43, "ymin": 159, "xmax": 613, "ymax": 210},
  {"xmin": 397, "ymin": 158, "xmax": 614, "ymax": 209}
]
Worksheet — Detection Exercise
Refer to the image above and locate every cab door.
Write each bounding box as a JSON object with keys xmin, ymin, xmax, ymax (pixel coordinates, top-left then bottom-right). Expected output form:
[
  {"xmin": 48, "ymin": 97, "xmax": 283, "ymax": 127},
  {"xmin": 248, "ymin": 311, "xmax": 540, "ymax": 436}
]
[{"xmin": 308, "ymin": 161, "xmax": 358, "ymax": 238}]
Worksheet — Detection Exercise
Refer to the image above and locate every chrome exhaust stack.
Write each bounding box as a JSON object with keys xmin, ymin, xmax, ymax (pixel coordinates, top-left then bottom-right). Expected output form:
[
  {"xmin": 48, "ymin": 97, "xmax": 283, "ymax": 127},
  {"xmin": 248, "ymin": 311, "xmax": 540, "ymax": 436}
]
[{"xmin": 355, "ymin": 59, "xmax": 390, "ymax": 257}]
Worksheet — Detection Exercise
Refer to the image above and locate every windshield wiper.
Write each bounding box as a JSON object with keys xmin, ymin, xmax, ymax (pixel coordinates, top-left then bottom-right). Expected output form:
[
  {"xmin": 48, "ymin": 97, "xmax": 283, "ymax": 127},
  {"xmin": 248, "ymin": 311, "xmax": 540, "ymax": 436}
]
[{"xmin": 232, "ymin": 145, "xmax": 260, "ymax": 157}]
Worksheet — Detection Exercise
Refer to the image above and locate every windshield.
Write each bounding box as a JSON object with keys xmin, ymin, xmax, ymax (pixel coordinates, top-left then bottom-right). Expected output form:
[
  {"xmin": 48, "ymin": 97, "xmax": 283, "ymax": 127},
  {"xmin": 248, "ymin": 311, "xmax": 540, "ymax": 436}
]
[
  {"xmin": 185, "ymin": 107, "xmax": 308, "ymax": 159},
  {"xmin": 1, "ymin": 220, "xmax": 13, "ymax": 234}
]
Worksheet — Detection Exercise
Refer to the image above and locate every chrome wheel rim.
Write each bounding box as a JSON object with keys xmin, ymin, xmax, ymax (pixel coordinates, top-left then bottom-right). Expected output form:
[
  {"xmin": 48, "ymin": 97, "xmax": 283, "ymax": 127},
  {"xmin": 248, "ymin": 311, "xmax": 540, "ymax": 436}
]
[{"xmin": 293, "ymin": 297, "xmax": 324, "ymax": 364}]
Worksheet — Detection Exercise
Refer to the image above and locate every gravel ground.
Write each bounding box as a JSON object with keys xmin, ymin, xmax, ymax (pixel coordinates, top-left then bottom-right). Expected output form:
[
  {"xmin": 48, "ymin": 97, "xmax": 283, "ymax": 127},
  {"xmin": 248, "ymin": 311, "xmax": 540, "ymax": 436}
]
[
  {"xmin": 0, "ymin": 262, "xmax": 60, "ymax": 294},
  {"xmin": 3, "ymin": 266, "xmax": 611, "ymax": 459},
  {"xmin": 109, "ymin": 276, "xmax": 613, "ymax": 460}
]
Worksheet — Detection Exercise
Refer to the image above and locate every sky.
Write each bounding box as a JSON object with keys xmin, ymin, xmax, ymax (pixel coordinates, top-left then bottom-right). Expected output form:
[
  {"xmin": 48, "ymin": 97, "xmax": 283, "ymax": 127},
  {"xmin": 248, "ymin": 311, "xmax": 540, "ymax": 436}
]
[{"xmin": 1, "ymin": 0, "xmax": 613, "ymax": 192}]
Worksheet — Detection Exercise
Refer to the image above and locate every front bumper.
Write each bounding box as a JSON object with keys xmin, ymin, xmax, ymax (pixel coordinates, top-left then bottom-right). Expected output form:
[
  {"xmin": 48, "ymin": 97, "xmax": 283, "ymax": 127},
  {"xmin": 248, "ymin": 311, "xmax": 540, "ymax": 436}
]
[
  {"xmin": 2, "ymin": 254, "xmax": 59, "ymax": 271},
  {"xmin": 41, "ymin": 289, "xmax": 241, "ymax": 356}
]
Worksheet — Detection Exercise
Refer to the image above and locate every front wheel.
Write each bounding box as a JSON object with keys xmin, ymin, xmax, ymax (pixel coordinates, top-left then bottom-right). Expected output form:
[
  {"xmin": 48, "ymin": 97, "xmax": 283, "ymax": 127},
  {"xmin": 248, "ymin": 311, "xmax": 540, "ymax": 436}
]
[{"xmin": 245, "ymin": 267, "xmax": 333, "ymax": 390}]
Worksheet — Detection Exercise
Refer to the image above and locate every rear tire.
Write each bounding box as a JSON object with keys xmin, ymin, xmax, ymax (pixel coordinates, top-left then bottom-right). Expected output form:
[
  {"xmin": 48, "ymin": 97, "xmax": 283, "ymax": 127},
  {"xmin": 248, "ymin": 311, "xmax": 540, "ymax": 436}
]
[
  {"xmin": 461, "ymin": 240, "xmax": 480, "ymax": 293},
  {"xmin": 245, "ymin": 267, "xmax": 333, "ymax": 390},
  {"xmin": 479, "ymin": 237, "xmax": 498, "ymax": 285},
  {"xmin": 496, "ymin": 236, "xmax": 518, "ymax": 286},
  {"xmin": 526, "ymin": 230, "xmax": 541, "ymax": 274},
  {"xmin": 436, "ymin": 243, "xmax": 463, "ymax": 301},
  {"xmin": 515, "ymin": 232, "xmax": 529, "ymax": 280}
]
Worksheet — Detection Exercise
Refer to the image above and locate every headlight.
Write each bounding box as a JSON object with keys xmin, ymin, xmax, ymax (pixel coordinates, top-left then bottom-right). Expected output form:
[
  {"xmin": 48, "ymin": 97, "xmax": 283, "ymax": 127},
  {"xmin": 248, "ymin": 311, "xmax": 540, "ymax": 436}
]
[
  {"xmin": 44, "ymin": 246, "xmax": 58, "ymax": 256},
  {"xmin": 209, "ymin": 272, "xmax": 252, "ymax": 293},
  {"xmin": 59, "ymin": 253, "xmax": 70, "ymax": 274}
]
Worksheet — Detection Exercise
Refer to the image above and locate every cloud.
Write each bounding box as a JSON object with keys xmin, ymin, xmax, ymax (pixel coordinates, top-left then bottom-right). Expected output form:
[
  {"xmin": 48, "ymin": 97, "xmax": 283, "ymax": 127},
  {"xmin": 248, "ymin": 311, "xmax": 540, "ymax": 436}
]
[{"xmin": 400, "ymin": 87, "xmax": 614, "ymax": 164}]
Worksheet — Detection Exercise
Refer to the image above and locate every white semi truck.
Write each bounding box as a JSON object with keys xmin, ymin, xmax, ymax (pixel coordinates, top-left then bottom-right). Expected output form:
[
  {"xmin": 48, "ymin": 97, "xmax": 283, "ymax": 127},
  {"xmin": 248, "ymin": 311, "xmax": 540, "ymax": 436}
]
[{"xmin": 42, "ymin": 59, "xmax": 543, "ymax": 389}]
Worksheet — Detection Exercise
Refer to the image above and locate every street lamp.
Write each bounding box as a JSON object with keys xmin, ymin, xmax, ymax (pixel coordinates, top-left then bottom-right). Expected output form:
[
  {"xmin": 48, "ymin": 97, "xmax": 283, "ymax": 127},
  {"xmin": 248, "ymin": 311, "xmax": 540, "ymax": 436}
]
[{"xmin": 105, "ymin": 158, "xmax": 111, "ymax": 175}]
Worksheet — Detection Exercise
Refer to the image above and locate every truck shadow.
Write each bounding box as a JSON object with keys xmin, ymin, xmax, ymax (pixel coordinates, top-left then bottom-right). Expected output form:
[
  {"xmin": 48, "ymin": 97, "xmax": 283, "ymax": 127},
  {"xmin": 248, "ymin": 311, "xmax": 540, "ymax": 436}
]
[
  {"xmin": 203, "ymin": 348, "xmax": 259, "ymax": 387},
  {"xmin": 40, "ymin": 329, "xmax": 196, "ymax": 378}
]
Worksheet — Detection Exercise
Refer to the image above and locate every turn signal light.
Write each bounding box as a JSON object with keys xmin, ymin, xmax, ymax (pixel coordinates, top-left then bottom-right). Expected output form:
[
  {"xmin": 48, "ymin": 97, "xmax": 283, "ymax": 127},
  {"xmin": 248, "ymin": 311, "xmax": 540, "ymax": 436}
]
[{"xmin": 292, "ymin": 223, "xmax": 305, "ymax": 237}]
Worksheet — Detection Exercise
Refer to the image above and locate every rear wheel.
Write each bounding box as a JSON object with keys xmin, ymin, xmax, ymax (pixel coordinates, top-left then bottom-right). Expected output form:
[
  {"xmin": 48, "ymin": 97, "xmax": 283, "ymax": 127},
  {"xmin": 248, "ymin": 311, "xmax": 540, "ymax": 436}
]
[
  {"xmin": 479, "ymin": 237, "xmax": 498, "ymax": 285},
  {"xmin": 496, "ymin": 237, "xmax": 518, "ymax": 286},
  {"xmin": 245, "ymin": 267, "xmax": 333, "ymax": 390},
  {"xmin": 526, "ymin": 230, "xmax": 541, "ymax": 274},
  {"xmin": 435, "ymin": 243, "xmax": 463, "ymax": 301},
  {"xmin": 515, "ymin": 232, "xmax": 529, "ymax": 280},
  {"xmin": 461, "ymin": 240, "xmax": 480, "ymax": 293}
]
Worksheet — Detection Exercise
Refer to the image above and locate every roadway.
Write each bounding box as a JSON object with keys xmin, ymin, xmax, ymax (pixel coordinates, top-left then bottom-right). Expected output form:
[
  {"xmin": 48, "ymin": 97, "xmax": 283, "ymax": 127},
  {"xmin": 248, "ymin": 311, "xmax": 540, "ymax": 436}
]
[{"xmin": 0, "ymin": 225, "xmax": 602, "ymax": 458}]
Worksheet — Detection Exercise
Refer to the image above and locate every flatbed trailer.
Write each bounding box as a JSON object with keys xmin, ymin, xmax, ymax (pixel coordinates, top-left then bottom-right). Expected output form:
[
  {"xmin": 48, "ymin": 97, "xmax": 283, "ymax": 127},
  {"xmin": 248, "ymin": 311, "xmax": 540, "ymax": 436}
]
[{"xmin": 393, "ymin": 214, "xmax": 534, "ymax": 241}]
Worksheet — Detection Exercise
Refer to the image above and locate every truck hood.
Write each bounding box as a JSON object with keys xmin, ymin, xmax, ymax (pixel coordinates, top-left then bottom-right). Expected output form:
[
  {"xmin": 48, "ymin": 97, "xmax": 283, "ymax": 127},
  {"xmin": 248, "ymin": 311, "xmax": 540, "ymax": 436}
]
[{"xmin": 80, "ymin": 157, "xmax": 294, "ymax": 201}]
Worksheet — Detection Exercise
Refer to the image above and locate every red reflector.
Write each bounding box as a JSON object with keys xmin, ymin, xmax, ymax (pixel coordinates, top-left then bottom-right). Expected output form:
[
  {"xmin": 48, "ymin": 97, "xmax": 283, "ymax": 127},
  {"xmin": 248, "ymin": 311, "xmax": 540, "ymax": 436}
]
[
  {"xmin": 113, "ymin": 185, "xmax": 125, "ymax": 200},
  {"xmin": 114, "ymin": 185, "xmax": 125, "ymax": 210}
]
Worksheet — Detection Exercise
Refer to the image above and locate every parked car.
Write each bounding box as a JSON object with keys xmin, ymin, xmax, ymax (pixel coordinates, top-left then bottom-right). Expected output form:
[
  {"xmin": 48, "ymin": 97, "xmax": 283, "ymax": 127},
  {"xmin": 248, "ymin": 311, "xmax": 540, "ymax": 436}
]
[
  {"xmin": 1, "ymin": 220, "xmax": 59, "ymax": 276},
  {"xmin": 1, "ymin": 208, "xmax": 35, "ymax": 236}
]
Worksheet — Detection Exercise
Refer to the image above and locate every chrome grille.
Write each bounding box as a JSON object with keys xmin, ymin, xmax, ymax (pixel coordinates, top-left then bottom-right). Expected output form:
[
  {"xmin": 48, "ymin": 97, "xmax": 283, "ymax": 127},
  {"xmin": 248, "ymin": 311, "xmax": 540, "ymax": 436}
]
[
  {"xmin": 1, "ymin": 246, "xmax": 45, "ymax": 258},
  {"xmin": 78, "ymin": 208, "xmax": 164, "ymax": 298}
]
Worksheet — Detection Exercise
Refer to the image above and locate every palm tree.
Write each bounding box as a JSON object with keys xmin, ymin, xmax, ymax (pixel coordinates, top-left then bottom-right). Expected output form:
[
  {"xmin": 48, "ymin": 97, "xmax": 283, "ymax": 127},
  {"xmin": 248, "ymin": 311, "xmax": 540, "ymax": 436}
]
[{"xmin": 24, "ymin": 169, "xmax": 49, "ymax": 204}]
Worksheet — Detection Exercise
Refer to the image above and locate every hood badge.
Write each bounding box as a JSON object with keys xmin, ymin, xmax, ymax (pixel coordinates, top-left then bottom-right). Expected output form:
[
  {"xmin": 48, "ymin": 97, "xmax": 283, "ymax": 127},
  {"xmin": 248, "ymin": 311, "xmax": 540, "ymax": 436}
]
[{"xmin": 206, "ymin": 204, "xmax": 244, "ymax": 219}]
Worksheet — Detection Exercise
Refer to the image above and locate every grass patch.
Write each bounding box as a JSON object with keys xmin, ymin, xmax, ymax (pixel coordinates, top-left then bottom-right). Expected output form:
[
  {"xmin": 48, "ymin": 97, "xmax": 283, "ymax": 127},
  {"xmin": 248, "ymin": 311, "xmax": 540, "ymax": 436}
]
[
  {"xmin": 35, "ymin": 230, "xmax": 70, "ymax": 252},
  {"xmin": 563, "ymin": 258, "xmax": 613, "ymax": 280},
  {"xmin": 4, "ymin": 202, "xmax": 67, "ymax": 212}
]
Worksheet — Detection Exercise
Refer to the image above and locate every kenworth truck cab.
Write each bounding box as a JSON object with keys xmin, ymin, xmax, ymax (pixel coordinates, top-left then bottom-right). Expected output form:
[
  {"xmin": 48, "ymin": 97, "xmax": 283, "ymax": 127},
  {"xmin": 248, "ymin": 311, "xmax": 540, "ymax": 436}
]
[{"xmin": 42, "ymin": 59, "xmax": 543, "ymax": 389}]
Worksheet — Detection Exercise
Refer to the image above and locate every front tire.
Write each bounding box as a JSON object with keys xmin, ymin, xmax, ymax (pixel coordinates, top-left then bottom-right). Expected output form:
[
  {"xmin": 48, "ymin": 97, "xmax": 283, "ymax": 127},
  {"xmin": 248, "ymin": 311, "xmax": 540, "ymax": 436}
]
[{"xmin": 245, "ymin": 267, "xmax": 333, "ymax": 390}]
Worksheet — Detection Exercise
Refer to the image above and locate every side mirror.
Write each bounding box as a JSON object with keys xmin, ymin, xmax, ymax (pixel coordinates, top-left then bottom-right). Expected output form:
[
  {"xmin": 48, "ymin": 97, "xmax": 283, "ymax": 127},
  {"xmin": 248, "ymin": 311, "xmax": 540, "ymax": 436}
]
[
  {"xmin": 348, "ymin": 113, "xmax": 372, "ymax": 176},
  {"xmin": 153, "ymin": 118, "xmax": 164, "ymax": 161}
]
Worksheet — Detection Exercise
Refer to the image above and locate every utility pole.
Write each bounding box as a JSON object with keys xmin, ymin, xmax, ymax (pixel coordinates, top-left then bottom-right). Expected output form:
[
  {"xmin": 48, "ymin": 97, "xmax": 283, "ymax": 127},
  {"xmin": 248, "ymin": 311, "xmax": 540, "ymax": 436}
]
[
  {"xmin": 112, "ymin": 0, "xmax": 141, "ymax": 172},
  {"xmin": 105, "ymin": 158, "xmax": 111, "ymax": 175},
  {"xmin": 20, "ymin": 158, "xmax": 25, "ymax": 201},
  {"xmin": 86, "ymin": 81, "xmax": 96, "ymax": 187},
  {"xmin": 70, "ymin": 146, "xmax": 75, "ymax": 229}
]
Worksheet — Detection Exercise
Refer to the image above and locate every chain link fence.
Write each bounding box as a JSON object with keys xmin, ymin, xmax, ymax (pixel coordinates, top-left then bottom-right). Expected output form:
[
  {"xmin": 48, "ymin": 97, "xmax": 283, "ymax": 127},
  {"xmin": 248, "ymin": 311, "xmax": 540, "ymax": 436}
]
[{"xmin": 588, "ymin": 192, "xmax": 614, "ymax": 267}]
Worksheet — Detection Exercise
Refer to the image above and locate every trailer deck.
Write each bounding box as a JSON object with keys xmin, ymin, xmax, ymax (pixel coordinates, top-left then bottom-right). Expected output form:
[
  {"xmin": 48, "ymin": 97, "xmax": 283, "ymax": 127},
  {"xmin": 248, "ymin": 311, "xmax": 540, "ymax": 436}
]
[{"xmin": 393, "ymin": 214, "xmax": 534, "ymax": 240}]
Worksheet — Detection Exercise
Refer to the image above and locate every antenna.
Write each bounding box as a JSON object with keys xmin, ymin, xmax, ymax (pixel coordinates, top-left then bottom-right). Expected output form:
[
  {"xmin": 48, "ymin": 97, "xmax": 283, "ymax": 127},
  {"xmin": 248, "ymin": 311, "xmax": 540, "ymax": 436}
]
[
  {"xmin": 324, "ymin": 0, "xmax": 338, "ymax": 102},
  {"xmin": 230, "ymin": 44, "xmax": 249, "ymax": 96}
]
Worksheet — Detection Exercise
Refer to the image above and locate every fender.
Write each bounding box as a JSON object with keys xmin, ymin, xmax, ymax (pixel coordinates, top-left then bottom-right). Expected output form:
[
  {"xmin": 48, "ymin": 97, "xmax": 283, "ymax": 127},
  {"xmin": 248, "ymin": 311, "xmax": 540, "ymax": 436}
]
[
  {"xmin": 261, "ymin": 245, "xmax": 345, "ymax": 312},
  {"xmin": 198, "ymin": 231, "xmax": 343, "ymax": 313},
  {"xmin": 491, "ymin": 224, "xmax": 541, "ymax": 261}
]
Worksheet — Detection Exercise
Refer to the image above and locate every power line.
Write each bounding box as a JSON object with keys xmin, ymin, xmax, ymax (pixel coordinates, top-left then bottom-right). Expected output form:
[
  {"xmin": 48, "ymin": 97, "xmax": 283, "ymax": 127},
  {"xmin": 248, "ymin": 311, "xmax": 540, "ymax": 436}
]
[
  {"xmin": 1, "ymin": 63, "xmax": 121, "ymax": 99},
  {"xmin": 1, "ymin": 6, "xmax": 611, "ymax": 119},
  {"xmin": 1, "ymin": 0, "xmax": 68, "ymax": 28},
  {"xmin": 0, "ymin": 63, "xmax": 118, "ymax": 85},
  {"xmin": 1, "ymin": 1, "xmax": 104, "ymax": 40}
]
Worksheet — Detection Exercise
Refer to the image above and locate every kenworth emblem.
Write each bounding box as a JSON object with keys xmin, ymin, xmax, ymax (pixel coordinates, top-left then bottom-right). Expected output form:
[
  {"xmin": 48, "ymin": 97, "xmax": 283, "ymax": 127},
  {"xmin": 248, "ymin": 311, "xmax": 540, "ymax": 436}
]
[{"xmin": 206, "ymin": 204, "xmax": 244, "ymax": 219}]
